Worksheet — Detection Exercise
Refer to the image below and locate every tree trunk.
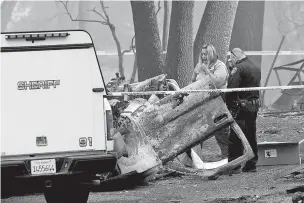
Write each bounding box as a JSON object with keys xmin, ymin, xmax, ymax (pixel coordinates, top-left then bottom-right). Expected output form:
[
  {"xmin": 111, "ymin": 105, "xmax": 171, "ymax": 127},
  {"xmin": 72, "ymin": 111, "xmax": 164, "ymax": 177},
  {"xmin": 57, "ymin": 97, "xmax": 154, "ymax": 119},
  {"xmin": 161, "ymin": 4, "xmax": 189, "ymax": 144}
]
[
  {"xmin": 165, "ymin": 1, "xmax": 194, "ymax": 88},
  {"xmin": 130, "ymin": 1, "xmax": 164, "ymax": 81},
  {"xmin": 229, "ymin": 1, "xmax": 265, "ymax": 68},
  {"xmin": 130, "ymin": 53, "xmax": 138, "ymax": 83},
  {"xmin": 1, "ymin": 1, "xmax": 17, "ymax": 31},
  {"xmin": 162, "ymin": 1, "xmax": 171, "ymax": 51},
  {"xmin": 110, "ymin": 25, "xmax": 125, "ymax": 78},
  {"xmin": 100, "ymin": 1, "xmax": 125, "ymax": 77},
  {"xmin": 193, "ymin": 1, "xmax": 239, "ymax": 66}
]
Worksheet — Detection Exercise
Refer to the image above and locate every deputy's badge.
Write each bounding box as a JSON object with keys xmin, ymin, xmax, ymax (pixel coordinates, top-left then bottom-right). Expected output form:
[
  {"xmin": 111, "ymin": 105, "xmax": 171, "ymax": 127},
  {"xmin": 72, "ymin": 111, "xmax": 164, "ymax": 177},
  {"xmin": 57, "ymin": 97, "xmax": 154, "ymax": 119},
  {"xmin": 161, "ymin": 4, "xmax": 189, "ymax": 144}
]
[{"xmin": 231, "ymin": 67, "xmax": 238, "ymax": 75}]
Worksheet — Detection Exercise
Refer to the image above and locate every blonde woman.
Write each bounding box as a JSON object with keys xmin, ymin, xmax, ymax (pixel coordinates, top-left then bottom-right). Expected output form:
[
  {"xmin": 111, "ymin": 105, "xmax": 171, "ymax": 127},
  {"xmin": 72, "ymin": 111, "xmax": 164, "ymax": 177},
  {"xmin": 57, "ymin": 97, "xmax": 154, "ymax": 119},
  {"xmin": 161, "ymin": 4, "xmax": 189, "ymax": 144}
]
[
  {"xmin": 192, "ymin": 44, "xmax": 230, "ymax": 159},
  {"xmin": 191, "ymin": 44, "xmax": 229, "ymax": 89}
]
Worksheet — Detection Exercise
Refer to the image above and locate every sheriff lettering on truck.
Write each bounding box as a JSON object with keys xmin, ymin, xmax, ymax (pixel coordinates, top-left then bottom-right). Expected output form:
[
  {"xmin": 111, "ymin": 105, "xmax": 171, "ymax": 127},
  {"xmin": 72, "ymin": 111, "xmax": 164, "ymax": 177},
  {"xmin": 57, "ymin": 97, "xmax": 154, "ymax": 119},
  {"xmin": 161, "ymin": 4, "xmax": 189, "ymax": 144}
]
[{"xmin": 1, "ymin": 30, "xmax": 118, "ymax": 203}]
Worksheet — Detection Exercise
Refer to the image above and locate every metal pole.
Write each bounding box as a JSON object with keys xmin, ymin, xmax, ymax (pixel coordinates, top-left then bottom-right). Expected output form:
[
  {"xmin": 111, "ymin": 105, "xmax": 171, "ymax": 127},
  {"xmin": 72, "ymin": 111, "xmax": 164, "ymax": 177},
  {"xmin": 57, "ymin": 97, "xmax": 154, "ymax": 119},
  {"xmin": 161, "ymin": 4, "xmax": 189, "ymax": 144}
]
[
  {"xmin": 287, "ymin": 61, "xmax": 304, "ymax": 86},
  {"xmin": 261, "ymin": 35, "xmax": 286, "ymax": 109}
]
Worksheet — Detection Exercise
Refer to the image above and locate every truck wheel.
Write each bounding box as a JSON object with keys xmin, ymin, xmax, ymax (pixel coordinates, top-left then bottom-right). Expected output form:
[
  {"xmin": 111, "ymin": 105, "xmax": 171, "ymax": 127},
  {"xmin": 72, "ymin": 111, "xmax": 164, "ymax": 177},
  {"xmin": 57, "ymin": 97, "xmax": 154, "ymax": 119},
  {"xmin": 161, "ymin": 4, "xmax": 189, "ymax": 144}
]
[{"xmin": 44, "ymin": 183, "xmax": 89, "ymax": 203}]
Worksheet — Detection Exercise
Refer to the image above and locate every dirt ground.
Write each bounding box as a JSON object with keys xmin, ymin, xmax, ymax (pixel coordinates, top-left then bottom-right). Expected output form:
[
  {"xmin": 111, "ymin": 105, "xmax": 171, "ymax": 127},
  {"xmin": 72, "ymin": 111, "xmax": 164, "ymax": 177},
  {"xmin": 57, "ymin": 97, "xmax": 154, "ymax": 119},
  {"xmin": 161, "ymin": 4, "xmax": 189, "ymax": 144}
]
[
  {"xmin": 3, "ymin": 165, "xmax": 304, "ymax": 203},
  {"xmin": 2, "ymin": 112, "xmax": 304, "ymax": 203},
  {"xmin": 202, "ymin": 111, "xmax": 304, "ymax": 162}
]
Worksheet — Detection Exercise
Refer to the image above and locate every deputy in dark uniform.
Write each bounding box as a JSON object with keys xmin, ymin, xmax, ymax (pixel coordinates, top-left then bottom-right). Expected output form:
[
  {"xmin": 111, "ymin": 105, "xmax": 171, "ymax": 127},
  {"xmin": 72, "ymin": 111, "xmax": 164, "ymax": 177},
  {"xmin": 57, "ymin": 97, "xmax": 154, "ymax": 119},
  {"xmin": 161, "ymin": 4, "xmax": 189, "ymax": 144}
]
[{"xmin": 226, "ymin": 48, "xmax": 261, "ymax": 173}]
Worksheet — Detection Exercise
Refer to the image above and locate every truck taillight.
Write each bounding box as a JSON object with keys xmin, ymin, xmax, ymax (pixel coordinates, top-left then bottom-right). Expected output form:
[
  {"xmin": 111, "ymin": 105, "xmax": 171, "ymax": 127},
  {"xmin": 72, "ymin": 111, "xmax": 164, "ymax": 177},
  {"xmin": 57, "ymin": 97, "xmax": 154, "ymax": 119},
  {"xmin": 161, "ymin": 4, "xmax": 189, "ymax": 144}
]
[
  {"xmin": 5, "ymin": 32, "xmax": 70, "ymax": 40},
  {"xmin": 106, "ymin": 110, "xmax": 114, "ymax": 140}
]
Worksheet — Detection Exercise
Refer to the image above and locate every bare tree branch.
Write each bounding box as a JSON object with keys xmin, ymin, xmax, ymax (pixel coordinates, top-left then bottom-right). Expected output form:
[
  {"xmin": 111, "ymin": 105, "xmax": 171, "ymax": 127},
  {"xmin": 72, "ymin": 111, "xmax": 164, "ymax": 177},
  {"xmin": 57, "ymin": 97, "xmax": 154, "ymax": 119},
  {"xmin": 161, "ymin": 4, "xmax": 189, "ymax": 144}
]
[
  {"xmin": 284, "ymin": 7, "xmax": 293, "ymax": 23},
  {"xmin": 278, "ymin": 19, "xmax": 304, "ymax": 36},
  {"xmin": 121, "ymin": 38, "xmax": 133, "ymax": 55},
  {"xmin": 156, "ymin": 0, "xmax": 161, "ymax": 16},
  {"xmin": 283, "ymin": 5, "xmax": 304, "ymax": 25},
  {"xmin": 277, "ymin": 20, "xmax": 290, "ymax": 35},
  {"xmin": 59, "ymin": 1, "xmax": 108, "ymax": 25},
  {"xmin": 100, "ymin": 0, "xmax": 112, "ymax": 25},
  {"xmin": 90, "ymin": 7, "xmax": 108, "ymax": 22},
  {"xmin": 100, "ymin": 0, "xmax": 125, "ymax": 76},
  {"xmin": 131, "ymin": 35, "xmax": 136, "ymax": 52},
  {"xmin": 121, "ymin": 49, "xmax": 132, "ymax": 55},
  {"xmin": 275, "ymin": 2, "xmax": 304, "ymax": 35},
  {"xmin": 122, "ymin": 35, "xmax": 136, "ymax": 55},
  {"xmin": 58, "ymin": 0, "xmax": 126, "ymax": 77}
]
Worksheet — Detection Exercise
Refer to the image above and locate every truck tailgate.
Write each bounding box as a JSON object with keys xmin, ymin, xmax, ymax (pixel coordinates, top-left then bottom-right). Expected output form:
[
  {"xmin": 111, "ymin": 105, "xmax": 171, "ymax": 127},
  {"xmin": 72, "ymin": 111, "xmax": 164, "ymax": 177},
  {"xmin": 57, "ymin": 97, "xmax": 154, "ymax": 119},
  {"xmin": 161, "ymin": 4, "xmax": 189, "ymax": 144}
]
[{"xmin": 1, "ymin": 31, "xmax": 107, "ymax": 156}]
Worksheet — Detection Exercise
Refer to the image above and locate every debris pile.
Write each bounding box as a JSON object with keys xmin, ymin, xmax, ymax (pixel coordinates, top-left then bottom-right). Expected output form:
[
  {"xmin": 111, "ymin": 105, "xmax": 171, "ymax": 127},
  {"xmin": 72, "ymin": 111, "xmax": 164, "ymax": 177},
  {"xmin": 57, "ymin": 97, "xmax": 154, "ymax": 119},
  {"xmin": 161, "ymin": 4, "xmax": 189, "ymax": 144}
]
[{"xmin": 105, "ymin": 74, "xmax": 254, "ymax": 182}]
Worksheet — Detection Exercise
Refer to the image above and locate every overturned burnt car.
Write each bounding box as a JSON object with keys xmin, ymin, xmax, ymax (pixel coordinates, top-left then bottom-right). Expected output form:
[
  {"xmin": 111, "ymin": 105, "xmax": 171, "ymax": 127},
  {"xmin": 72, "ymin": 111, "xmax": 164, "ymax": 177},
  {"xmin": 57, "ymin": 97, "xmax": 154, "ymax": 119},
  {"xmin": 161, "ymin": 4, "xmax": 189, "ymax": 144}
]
[{"xmin": 104, "ymin": 74, "xmax": 254, "ymax": 182}]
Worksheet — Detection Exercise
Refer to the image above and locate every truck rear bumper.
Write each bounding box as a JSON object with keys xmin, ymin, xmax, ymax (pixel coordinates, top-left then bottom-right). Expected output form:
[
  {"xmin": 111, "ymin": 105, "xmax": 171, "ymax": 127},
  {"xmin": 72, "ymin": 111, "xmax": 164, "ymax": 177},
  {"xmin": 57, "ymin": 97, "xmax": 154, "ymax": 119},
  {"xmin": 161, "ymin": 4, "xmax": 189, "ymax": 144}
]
[{"xmin": 1, "ymin": 152, "xmax": 117, "ymax": 179}]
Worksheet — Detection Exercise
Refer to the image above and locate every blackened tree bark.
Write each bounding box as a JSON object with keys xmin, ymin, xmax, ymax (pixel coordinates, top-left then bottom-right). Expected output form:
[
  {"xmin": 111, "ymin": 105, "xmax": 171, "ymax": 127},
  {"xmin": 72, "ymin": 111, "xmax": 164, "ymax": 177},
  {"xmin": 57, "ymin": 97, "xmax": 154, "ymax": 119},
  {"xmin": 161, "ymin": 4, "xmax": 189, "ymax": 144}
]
[
  {"xmin": 193, "ymin": 1, "xmax": 238, "ymax": 67},
  {"xmin": 165, "ymin": 1, "xmax": 194, "ymax": 88},
  {"xmin": 130, "ymin": 1, "xmax": 164, "ymax": 81},
  {"xmin": 229, "ymin": 1, "xmax": 265, "ymax": 67}
]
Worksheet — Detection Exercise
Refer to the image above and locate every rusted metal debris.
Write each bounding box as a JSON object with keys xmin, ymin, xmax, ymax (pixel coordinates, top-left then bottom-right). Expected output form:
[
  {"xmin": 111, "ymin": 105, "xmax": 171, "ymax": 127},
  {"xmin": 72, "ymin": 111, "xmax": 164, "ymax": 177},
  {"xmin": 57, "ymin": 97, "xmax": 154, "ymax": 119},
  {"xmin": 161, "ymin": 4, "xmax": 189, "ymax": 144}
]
[{"xmin": 105, "ymin": 74, "xmax": 254, "ymax": 182}]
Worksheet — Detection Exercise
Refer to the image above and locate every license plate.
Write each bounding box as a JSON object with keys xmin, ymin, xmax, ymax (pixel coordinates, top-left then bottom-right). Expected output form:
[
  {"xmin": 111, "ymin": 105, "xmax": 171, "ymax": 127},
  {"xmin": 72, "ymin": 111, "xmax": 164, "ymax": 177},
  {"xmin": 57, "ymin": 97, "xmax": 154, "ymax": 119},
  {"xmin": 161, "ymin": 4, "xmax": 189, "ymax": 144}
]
[{"xmin": 31, "ymin": 159, "xmax": 56, "ymax": 175}]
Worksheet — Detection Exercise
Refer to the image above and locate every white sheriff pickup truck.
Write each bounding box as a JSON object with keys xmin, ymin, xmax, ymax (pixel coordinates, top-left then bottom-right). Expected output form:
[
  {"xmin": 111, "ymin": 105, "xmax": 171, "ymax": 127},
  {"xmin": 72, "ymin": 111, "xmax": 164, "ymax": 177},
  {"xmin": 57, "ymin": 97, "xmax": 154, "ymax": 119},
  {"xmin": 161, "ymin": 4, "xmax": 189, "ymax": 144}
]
[{"xmin": 1, "ymin": 30, "xmax": 118, "ymax": 203}]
